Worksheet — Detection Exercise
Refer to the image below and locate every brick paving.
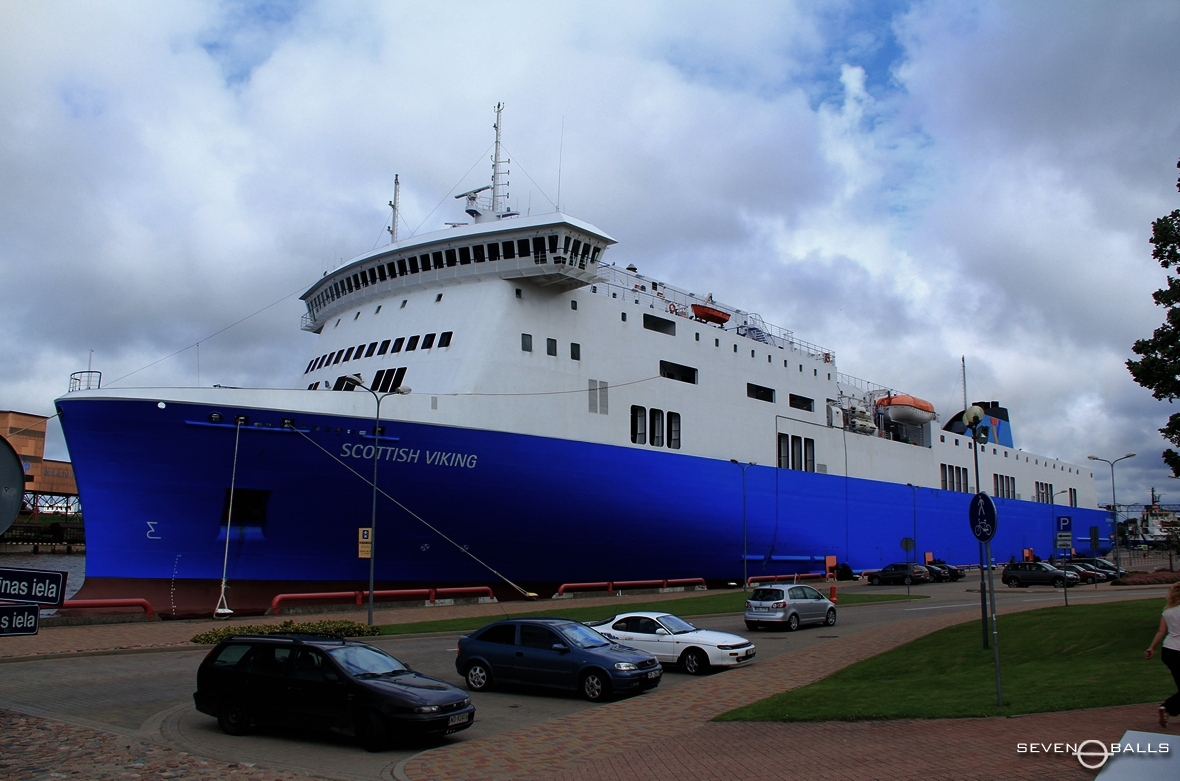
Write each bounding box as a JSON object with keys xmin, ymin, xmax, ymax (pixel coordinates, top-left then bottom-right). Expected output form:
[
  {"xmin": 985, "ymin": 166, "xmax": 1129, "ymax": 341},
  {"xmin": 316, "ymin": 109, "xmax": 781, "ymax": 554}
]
[
  {"xmin": 0, "ymin": 709, "xmax": 317, "ymax": 781},
  {"xmin": 1, "ymin": 587, "xmax": 1170, "ymax": 781}
]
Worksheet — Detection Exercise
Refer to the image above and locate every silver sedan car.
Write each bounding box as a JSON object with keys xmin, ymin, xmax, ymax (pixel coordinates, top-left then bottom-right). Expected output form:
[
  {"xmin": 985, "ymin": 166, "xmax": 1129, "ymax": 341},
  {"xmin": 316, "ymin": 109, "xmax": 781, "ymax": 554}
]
[{"xmin": 744, "ymin": 584, "xmax": 836, "ymax": 631}]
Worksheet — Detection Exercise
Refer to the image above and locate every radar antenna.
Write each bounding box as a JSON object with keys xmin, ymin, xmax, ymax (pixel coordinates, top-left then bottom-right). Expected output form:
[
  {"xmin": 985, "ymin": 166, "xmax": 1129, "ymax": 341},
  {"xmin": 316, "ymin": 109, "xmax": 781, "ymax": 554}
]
[{"xmin": 387, "ymin": 174, "xmax": 400, "ymax": 244}]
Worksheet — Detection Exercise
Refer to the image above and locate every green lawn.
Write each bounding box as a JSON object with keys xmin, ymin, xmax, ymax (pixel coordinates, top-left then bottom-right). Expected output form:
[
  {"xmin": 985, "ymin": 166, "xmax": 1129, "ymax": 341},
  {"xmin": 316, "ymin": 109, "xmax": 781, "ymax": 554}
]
[
  {"xmin": 716, "ymin": 598, "xmax": 1171, "ymax": 722},
  {"xmin": 376, "ymin": 588, "xmax": 923, "ymax": 636}
]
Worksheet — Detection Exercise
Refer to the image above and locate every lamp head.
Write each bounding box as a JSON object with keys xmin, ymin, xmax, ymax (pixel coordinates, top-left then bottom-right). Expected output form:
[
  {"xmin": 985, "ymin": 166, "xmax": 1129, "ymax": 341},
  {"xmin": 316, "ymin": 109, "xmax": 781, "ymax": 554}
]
[
  {"xmin": 962, "ymin": 405, "xmax": 985, "ymax": 427},
  {"xmin": 1087, "ymin": 455, "xmax": 1098, "ymax": 461}
]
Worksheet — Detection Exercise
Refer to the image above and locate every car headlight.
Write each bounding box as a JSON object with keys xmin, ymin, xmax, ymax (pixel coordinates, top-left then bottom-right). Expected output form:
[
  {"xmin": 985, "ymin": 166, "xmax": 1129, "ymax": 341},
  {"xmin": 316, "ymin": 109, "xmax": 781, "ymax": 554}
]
[
  {"xmin": 413, "ymin": 705, "xmax": 440, "ymax": 713},
  {"xmin": 614, "ymin": 662, "xmax": 637, "ymax": 670}
]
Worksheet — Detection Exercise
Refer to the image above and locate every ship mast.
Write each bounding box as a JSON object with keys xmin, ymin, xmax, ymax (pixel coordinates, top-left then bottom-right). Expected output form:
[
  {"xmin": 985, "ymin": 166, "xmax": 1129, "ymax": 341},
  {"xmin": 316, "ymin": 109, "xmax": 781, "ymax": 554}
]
[
  {"xmin": 491, "ymin": 102, "xmax": 509, "ymax": 215},
  {"xmin": 387, "ymin": 174, "xmax": 400, "ymax": 244}
]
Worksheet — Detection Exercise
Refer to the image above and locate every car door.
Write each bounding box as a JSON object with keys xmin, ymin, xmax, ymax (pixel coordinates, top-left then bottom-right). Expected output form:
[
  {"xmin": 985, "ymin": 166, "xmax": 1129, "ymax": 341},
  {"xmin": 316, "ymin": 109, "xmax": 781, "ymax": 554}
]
[
  {"xmin": 516, "ymin": 624, "xmax": 579, "ymax": 688},
  {"xmin": 473, "ymin": 623, "xmax": 519, "ymax": 682},
  {"xmin": 786, "ymin": 586, "xmax": 810, "ymax": 621},
  {"xmin": 632, "ymin": 616, "xmax": 677, "ymax": 663},
  {"xmin": 799, "ymin": 586, "xmax": 826, "ymax": 622},
  {"xmin": 881, "ymin": 564, "xmax": 901, "ymax": 584},
  {"xmin": 288, "ymin": 648, "xmax": 349, "ymax": 732},
  {"xmin": 240, "ymin": 645, "xmax": 295, "ymax": 725}
]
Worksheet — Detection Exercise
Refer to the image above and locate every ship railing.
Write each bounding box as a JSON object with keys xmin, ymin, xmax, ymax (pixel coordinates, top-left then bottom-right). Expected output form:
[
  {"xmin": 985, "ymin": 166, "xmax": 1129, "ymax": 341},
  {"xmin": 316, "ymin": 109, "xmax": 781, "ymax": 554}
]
[
  {"xmin": 301, "ymin": 312, "xmax": 320, "ymax": 332},
  {"xmin": 68, "ymin": 371, "xmax": 102, "ymax": 392},
  {"xmin": 590, "ymin": 267, "xmax": 837, "ymax": 362},
  {"xmin": 269, "ymin": 586, "xmax": 496, "ymax": 615},
  {"xmin": 836, "ymin": 372, "xmax": 893, "ymax": 396}
]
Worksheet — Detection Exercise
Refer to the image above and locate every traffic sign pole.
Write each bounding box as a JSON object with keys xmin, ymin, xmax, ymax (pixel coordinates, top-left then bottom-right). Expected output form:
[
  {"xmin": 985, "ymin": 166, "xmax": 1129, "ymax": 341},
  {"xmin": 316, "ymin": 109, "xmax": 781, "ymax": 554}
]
[{"xmin": 985, "ymin": 539, "xmax": 1003, "ymax": 707}]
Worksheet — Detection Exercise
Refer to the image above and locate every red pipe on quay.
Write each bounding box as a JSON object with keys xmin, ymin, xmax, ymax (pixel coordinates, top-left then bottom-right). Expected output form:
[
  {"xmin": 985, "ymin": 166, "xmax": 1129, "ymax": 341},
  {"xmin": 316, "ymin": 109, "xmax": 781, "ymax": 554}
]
[{"xmin": 61, "ymin": 598, "xmax": 155, "ymax": 618}]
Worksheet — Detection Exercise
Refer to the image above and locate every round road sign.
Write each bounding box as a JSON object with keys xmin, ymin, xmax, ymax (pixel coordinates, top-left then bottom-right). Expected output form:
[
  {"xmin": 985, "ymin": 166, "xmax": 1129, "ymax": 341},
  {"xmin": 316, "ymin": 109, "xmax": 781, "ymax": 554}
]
[{"xmin": 969, "ymin": 492, "xmax": 997, "ymax": 543}]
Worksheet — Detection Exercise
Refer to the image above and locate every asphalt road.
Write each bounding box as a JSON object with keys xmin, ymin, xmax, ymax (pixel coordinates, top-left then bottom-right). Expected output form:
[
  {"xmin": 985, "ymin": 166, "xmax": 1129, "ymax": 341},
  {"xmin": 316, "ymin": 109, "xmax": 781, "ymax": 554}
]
[{"xmin": 0, "ymin": 581, "xmax": 1157, "ymax": 781}]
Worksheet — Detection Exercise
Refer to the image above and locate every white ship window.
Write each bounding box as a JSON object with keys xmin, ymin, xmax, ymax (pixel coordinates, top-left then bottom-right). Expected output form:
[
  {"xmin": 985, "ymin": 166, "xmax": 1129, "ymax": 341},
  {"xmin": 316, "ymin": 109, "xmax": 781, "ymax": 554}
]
[
  {"xmin": 386, "ymin": 262, "xmax": 397, "ymax": 278},
  {"xmin": 659, "ymin": 360, "xmax": 697, "ymax": 384},
  {"xmin": 332, "ymin": 350, "xmax": 344, "ymax": 365},
  {"xmin": 650, "ymin": 409, "xmax": 664, "ymax": 447},
  {"xmin": 368, "ymin": 268, "xmax": 378, "ymax": 285},
  {"xmin": 308, "ymin": 382, "xmax": 318, "ymax": 390},
  {"xmin": 571, "ymin": 343, "xmax": 581, "ymax": 360},
  {"xmin": 473, "ymin": 245, "xmax": 485, "ymax": 262},
  {"xmin": 548, "ymin": 235, "xmax": 559, "ymax": 253},
  {"xmin": 422, "ymin": 333, "xmax": 436, "ymax": 350},
  {"xmin": 532, "ymin": 237, "xmax": 546, "ymax": 259},
  {"xmin": 747, "ymin": 383, "xmax": 775, "ymax": 403},
  {"xmin": 391, "ymin": 337, "xmax": 405, "ymax": 353},
  {"xmin": 458, "ymin": 247, "xmax": 471, "ymax": 264},
  {"xmin": 516, "ymin": 288, "xmax": 522, "ymax": 299},
  {"xmin": 521, "ymin": 333, "xmax": 533, "ymax": 352},
  {"xmin": 517, "ymin": 239, "xmax": 531, "ymax": 258},
  {"xmin": 503, "ymin": 240, "xmax": 516, "ymax": 259},
  {"xmin": 571, "ymin": 300, "xmax": 578, "ymax": 311},
  {"xmin": 750, "ymin": 350, "xmax": 755, "ymax": 358},
  {"xmin": 547, "ymin": 338, "xmax": 557, "ymax": 356},
  {"xmin": 804, "ymin": 438, "xmax": 815, "ymax": 472},
  {"xmin": 599, "ymin": 381, "xmax": 608, "ymax": 413},
  {"xmin": 378, "ymin": 340, "xmax": 391, "ymax": 356},
  {"xmin": 398, "ymin": 259, "xmax": 408, "ymax": 275},
  {"xmin": 940, "ymin": 435, "xmax": 945, "ymax": 443},
  {"xmin": 621, "ymin": 312, "xmax": 627, "ymax": 322},
  {"xmin": 439, "ymin": 332, "xmax": 453, "ymax": 348},
  {"xmin": 814, "ymin": 368, "xmax": 818, "ymax": 376},
  {"xmin": 354, "ymin": 312, "xmax": 361, "ymax": 320},
  {"xmin": 401, "ymin": 300, "xmax": 407, "ymax": 308},
  {"xmin": 667, "ymin": 412, "xmax": 681, "ymax": 449},
  {"xmin": 342, "ymin": 347, "xmax": 355, "ymax": 362},
  {"xmin": 592, "ymin": 247, "xmax": 601, "ymax": 261},
  {"xmin": 1069, "ymin": 488, "xmax": 1077, "ymax": 507},
  {"xmin": 643, "ymin": 314, "xmax": 675, "ymax": 336},
  {"xmin": 355, "ymin": 343, "xmax": 366, "ymax": 358},
  {"xmin": 408, "ymin": 256, "xmax": 420, "ymax": 273},
  {"xmin": 767, "ymin": 355, "xmax": 771, "ymax": 363},
  {"xmin": 571, "ymin": 239, "xmax": 582, "ymax": 256},
  {"xmin": 1004, "ymin": 451, "xmax": 1008, "ymax": 457},
  {"xmin": 406, "ymin": 335, "xmax": 420, "ymax": 351},
  {"xmin": 696, "ymin": 333, "xmax": 700, "ymax": 342},
  {"xmin": 828, "ymin": 373, "xmax": 831, "ymax": 380},
  {"xmin": 589, "ymin": 380, "xmax": 599, "ymax": 413},
  {"xmin": 733, "ymin": 344, "xmax": 737, "ymax": 353},
  {"xmin": 375, "ymin": 305, "xmax": 382, "ymax": 314},
  {"xmin": 305, "ymin": 359, "xmax": 314, "ymax": 374},
  {"xmin": 488, "ymin": 243, "xmax": 500, "ymax": 260},
  {"xmin": 630, "ymin": 406, "xmax": 647, "ymax": 445},
  {"xmin": 716, "ymin": 338, "xmax": 720, "ymax": 347},
  {"xmin": 788, "ymin": 394, "xmax": 813, "ymax": 412},
  {"xmin": 446, "ymin": 249, "xmax": 457, "ymax": 266},
  {"xmin": 364, "ymin": 342, "xmax": 378, "ymax": 358}
]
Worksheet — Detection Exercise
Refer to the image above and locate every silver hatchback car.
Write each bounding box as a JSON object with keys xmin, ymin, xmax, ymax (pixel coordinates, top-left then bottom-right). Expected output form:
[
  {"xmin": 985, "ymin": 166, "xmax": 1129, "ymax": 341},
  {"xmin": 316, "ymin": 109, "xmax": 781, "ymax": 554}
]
[{"xmin": 744, "ymin": 584, "xmax": 837, "ymax": 631}]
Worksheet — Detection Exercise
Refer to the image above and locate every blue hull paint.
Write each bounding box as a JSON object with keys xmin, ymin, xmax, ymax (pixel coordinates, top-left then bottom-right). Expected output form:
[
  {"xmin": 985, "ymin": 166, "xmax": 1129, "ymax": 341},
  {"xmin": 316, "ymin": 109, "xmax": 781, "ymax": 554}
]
[{"xmin": 58, "ymin": 397, "xmax": 1112, "ymax": 607}]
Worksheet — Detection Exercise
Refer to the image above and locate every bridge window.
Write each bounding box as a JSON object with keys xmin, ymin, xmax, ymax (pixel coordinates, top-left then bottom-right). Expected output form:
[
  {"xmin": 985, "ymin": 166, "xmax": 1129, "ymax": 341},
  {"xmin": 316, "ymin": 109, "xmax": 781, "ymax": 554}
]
[
  {"xmin": 473, "ymin": 245, "xmax": 485, "ymax": 262},
  {"xmin": 789, "ymin": 394, "xmax": 814, "ymax": 412},
  {"xmin": 422, "ymin": 333, "xmax": 436, "ymax": 350},
  {"xmin": 406, "ymin": 335, "xmax": 420, "ymax": 351},
  {"xmin": 630, "ymin": 406, "xmax": 646, "ymax": 445},
  {"xmin": 571, "ymin": 342, "xmax": 580, "ymax": 360},
  {"xmin": 521, "ymin": 333, "xmax": 533, "ymax": 352},
  {"xmin": 488, "ymin": 242, "xmax": 500, "ymax": 260},
  {"xmin": 649, "ymin": 408, "xmax": 664, "ymax": 447},
  {"xmin": 503, "ymin": 240, "xmax": 516, "ymax": 259},
  {"xmin": 518, "ymin": 239, "xmax": 531, "ymax": 258},
  {"xmin": 377, "ymin": 340, "xmax": 390, "ymax": 356},
  {"xmin": 643, "ymin": 314, "xmax": 676, "ymax": 336},
  {"xmin": 668, "ymin": 412, "xmax": 681, "ymax": 449},
  {"xmin": 747, "ymin": 383, "xmax": 775, "ymax": 403},
  {"xmin": 342, "ymin": 347, "xmax": 355, "ymax": 362},
  {"xmin": 445, "ymin": 249, "xmax": 457, "ymax": 266},
  {"xmin": 390, "ymin": 337, "xmax": 404, "ymax": 353},
  {"xmin": 408, "ymin": 256, "xmax": 420, "ymax": 273},
  {"xmin": 458, "ymin": 247, "xmax": 471, "ymax": 264},
  {"xmin": 438, "ymin": 331, "xmax": 453, "ymax": 348},
  {"xmin": 364, "ymin": 342, "xmax": 378, "ymax": 358},
  {"xmin": 546, "ymin": 338, "xmax": 557, "ymax": 356},
  {"xmin": 659, "ymin": 360, "xmax": 697, "ymax": 384}
]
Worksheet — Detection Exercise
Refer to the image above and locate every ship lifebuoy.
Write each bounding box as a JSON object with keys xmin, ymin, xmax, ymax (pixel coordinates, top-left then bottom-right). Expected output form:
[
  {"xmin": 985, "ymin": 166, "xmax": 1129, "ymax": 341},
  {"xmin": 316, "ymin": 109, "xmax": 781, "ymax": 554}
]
[{"xmin": 668, "ymin": 302, "xmax": 680, "ymax": 316}]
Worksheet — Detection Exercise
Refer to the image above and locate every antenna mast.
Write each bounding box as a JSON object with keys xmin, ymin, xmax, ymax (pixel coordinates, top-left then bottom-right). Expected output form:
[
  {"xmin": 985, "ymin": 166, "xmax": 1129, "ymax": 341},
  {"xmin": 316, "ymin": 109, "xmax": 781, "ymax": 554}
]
[
  {"xmin": 387, "ymin": 174, "xmax": 400, "ymax": 244},
  {"xmin": 961, "ymin": 356, "xmax": 967, "ymax": 411},
  {"xmin": 491, "ymin": 102, "xmax": 509, "ymax": 214}
]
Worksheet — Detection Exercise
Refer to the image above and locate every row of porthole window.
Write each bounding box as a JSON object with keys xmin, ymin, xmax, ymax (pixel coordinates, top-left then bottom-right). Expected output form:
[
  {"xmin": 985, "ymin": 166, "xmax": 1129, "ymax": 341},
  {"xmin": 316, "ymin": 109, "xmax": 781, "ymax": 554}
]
[
  {"xmin": 629, "ymin": 406, "xmax": 682, "ymax": 449},
  {"xmin": 939, "ymin": 435, "xmax": 1086, "ymax": 476},
  {"xmin": 521, "ymin": 333, "xmax": 581, "ymax": 360},
  {"xmin": 305, "ymin": 332, "xmax": 453, "ymax": 374},
  {"xmin": 307, "ymin": 234, "xmax": 603, "ymax": 319}
]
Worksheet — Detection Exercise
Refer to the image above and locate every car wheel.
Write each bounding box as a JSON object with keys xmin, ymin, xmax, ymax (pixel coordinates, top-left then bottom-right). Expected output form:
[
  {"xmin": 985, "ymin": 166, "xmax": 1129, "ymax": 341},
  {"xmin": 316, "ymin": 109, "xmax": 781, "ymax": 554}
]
[
  {"xmin": 744, "ymin": 620, "xmax": 759, "ymax": 631},
  {"xmin": 681, "ymin": 648, "xmax": 709, "ymax": 676},
  {"xmin": 1052, "ymin": 577, "xmax": 1065, "ymax": 589},
  {"xmin": 580, "ymin": 670, "xmax": 612, "ymax": 702},
  {"xmin": 1006, "ymin": 577, "xmax": 1020, "ymax": 588},
  {"xmin": 903, "ymin": 575, "xmax": 912, "ymax": 585},
  {"xmin": 217, "ymin": 699, "xmax": 250, "ymax": 736},
  {"xmin": 357, "ymin": 709, "xmax": 388, "ymax": 752},
  {"xmin": 786, "ymin": 613, "xmax": 800, "ymax": 632},
  {"xmin": 825, "ymin": 608, "xmax": 837, "ymax": 626},
  {"xmin": 465, "ymin": 661, "xmax": 492, "ymax": 692},
  {"xmin": 869, "ymin": 575, "xmax": 881, "ymax": 585}
]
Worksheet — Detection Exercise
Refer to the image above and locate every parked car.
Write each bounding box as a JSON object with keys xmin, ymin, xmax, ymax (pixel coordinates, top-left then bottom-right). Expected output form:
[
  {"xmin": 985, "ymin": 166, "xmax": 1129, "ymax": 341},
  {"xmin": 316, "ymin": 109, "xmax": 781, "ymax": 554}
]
[
  {"xmin": 923, "ymin": 563, "xmax": 956, "ymax": 582},
  {"xmin": 455, "ymin": 618, "xmax": 662, "ymax": 702},
  {"xmin": 193, "ymin": 634, "xmax": 474, "ymax": 751},
  {"xmin": 1000, "ymin": 561, "xmax": 1080, "ymax": 588},
  {"xmin": 1072, "ymin": 558, "xmax": 1127, "ymax": 578},
  {"xmin": 743, "ymin": 584, "xmax": 837, "ymax": 631},
  {"xmin": 1061, "ymin": 564, "xmax": 1103, "ymax": 584},
  {"xmin": 866, "ymin": 563, "xmax": 933, "ymax": 586},
  {"xmin": 934, "ymin": 562, "xmax": 966, "ymax": 581},
  {"xmin": 1070, "ymin": 562, "xmax": 1109, "ymax": 581},
  {"xmin": 585, "ymin": 612, "xmax": 755, "ymax": 674}
]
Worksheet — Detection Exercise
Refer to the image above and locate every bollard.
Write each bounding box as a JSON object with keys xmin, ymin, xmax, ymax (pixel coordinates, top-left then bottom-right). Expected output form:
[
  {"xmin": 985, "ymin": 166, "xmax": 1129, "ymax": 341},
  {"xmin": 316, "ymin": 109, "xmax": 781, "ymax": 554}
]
[{"xmin": 829, "ymin": 585, "xmax": 838, "ymax": 603}]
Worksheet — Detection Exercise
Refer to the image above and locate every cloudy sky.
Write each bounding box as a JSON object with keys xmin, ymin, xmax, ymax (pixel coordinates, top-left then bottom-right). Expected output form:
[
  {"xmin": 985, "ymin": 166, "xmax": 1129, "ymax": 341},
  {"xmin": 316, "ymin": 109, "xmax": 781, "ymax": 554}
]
[{"xmin": 2, "ymin": 0, "xmax": 1178, "ymax": 506}]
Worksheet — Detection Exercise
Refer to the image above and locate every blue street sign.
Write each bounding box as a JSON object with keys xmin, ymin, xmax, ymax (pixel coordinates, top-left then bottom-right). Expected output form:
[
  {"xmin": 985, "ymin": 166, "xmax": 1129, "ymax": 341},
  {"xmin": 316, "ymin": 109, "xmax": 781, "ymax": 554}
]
[
  {"xmin": 969, "ymin": 493, "xmax": 998, "ymax": 543},
  {"xmin": 1056, "ymin": 515, "xmax": 1072, "ymax": 534}
]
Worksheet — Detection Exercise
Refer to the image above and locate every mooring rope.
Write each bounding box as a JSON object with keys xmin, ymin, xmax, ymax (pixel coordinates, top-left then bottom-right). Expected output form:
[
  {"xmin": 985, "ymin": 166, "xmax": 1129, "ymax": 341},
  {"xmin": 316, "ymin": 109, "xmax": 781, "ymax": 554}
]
[{"xmin": 213, "ymin": 420, "xmax": 242, "ymax": 618}]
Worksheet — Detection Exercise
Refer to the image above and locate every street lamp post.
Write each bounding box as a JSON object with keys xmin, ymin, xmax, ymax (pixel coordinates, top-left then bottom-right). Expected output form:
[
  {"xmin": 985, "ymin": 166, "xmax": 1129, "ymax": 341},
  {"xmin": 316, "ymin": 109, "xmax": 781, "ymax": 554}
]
[
  {"xmin": 731, "ymin": 460, "xmax": 755, "ymax": 591},
  {"xmin": 1050, "ymin": 488, "xmax": 1070, "ymax": 605},
  {"xmin": 1087, "ymin": 453, "xmax": 1135, "ymax": 573},
  {"xmin": 347, "ymin": 377, "xmax": 412, "ymax": 626}
]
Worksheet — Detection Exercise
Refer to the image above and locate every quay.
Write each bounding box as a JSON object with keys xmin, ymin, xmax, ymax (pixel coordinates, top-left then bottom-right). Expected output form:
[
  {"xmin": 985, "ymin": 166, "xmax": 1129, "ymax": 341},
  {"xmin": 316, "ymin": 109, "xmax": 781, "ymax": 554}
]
[{"xmin": 0, "ymin": 581, "xmax": 1172, "ymax": 780}]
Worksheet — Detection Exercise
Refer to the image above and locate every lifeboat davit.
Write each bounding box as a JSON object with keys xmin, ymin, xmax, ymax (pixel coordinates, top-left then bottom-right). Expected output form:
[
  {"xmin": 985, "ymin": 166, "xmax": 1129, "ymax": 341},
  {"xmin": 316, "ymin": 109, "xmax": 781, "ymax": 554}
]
[
  {"xmin": 877, "ymin": 395, "xmax": 936, "ymax": 426},
  {"xmin": 691, "ymin": 304, "xmax": 730, "ymax": 325}
]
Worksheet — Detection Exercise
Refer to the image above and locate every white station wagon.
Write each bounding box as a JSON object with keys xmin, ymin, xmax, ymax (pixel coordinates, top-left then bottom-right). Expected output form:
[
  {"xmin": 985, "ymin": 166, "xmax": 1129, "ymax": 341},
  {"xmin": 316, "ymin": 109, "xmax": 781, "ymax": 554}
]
[{"xmin": 586, "ymin": 612, "xmax": 756, "ymax": 675}]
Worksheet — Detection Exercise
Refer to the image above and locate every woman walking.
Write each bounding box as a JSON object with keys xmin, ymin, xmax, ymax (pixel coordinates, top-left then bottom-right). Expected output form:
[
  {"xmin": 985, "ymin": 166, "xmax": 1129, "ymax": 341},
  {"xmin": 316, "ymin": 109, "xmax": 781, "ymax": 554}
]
[{"xmin": 1145, "ymin": 581, "xmax": 1180, "ymax": 727}]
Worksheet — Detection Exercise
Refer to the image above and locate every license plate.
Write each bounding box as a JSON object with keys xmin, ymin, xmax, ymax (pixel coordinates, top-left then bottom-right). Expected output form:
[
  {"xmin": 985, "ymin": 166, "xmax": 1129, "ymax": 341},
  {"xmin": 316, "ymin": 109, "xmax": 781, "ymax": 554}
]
[
  {"xmin": 753, "ymin": 607, "xmax": 768, "ymax": 612},
  {"xmin": 647, "ymin": 669, "xmax": 662, "ymax": 679},
  {"xmin": 745, "ymin": 649, "xmax": 755, "ymax": 657},
  {"xmin": 447, "ymin": 712, "xmax": 470, "ymax": 726}
]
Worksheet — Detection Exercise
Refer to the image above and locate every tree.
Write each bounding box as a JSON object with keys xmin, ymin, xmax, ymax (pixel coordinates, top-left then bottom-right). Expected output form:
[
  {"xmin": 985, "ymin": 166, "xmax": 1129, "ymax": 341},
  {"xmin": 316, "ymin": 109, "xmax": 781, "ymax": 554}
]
[{"xmin": 1128, "ymin": 159, "xmax": 1180, "ymax": 476}]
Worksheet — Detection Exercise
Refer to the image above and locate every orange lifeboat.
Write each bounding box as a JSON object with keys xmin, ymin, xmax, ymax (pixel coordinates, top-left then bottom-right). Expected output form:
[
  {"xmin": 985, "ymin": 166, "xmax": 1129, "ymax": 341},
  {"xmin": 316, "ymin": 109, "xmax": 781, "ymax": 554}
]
[
  {"xmin": 690, "ymin": 304, "xmax": 730, "ymax": 325},
  {"xmin": 877, "ymin": 395, "xmax": 936, "ymax": 426}
]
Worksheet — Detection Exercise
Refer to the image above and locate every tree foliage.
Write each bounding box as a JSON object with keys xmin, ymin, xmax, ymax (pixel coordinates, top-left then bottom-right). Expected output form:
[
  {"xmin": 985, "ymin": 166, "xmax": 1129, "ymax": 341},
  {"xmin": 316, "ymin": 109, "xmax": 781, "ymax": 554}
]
[{"xmin": 1128, "ymin": 159, "xmax": 1180, "ymax": 476}]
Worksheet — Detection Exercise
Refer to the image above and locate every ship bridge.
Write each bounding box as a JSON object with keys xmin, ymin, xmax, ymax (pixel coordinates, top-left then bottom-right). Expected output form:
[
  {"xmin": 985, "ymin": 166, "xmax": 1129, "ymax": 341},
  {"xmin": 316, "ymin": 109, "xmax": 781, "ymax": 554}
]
[{"xmin": 300, "ymin": 213, "xmax": 616, "ymax": 334}]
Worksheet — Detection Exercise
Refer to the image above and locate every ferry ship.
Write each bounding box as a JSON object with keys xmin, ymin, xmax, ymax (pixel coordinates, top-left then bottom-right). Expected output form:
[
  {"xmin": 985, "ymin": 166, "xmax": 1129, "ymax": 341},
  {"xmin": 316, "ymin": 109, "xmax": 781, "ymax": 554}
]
[{"xmin": 56, "ymin": 107, "xmax": 1112, "ymax": 616}]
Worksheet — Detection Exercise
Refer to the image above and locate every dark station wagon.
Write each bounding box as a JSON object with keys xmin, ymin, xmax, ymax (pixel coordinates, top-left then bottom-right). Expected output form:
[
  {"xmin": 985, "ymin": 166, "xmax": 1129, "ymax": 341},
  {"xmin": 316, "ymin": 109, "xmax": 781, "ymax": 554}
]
[
  {"xmin": 194, "ymin": 634, "xmax": 474, "ymax": 751},
  {"xmin": 455, "ymin": 618, "xmax": 663, "ymax": 702}
]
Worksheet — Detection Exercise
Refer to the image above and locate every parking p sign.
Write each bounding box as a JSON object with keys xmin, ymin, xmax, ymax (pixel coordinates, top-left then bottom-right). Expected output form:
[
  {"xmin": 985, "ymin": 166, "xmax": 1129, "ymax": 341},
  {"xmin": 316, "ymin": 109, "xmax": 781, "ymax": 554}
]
[{"xmin": 1056, "ymin": 516, "xmax": 1072, "ymax": 534}]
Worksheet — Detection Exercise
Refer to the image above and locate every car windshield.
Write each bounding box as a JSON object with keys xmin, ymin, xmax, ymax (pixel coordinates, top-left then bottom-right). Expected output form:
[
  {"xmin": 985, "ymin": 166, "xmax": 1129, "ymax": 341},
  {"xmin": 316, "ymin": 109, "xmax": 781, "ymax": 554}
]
[
  {"xmin": 657, "ymin": 615, "xmax": 696, "ymax": 634},
  {"xmin": 328, "ymin": 644, "xmax": 409, "ymax": 677},
  {"xmin": 558, "ymin": 623, "xmax": 611, "ymax": 648}
]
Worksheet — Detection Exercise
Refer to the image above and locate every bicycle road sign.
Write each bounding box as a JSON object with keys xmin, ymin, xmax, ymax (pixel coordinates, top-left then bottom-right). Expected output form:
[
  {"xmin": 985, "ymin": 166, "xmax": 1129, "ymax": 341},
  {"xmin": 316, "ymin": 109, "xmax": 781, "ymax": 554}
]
[{"xmin": 969, "ymin": 492, "xmax": 997, "ymax": 543}]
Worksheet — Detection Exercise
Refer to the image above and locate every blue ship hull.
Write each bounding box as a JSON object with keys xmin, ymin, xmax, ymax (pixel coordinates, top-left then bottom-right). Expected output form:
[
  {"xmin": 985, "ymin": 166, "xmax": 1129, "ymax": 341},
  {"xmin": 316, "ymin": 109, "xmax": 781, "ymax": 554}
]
[{"xmin": 57, "ymin": 396, "xmax": 1112, "ymax": 616}]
